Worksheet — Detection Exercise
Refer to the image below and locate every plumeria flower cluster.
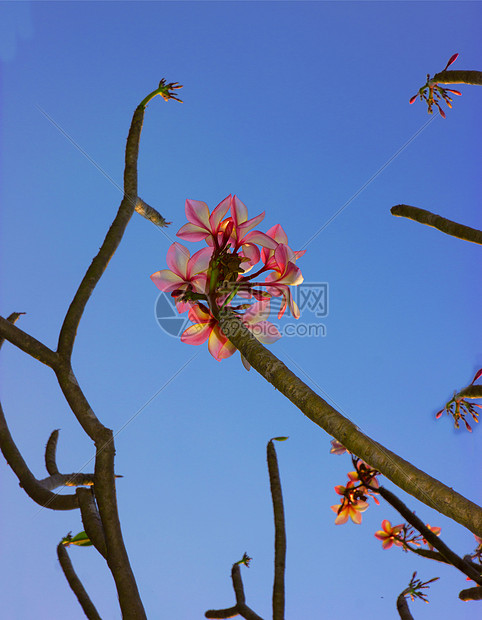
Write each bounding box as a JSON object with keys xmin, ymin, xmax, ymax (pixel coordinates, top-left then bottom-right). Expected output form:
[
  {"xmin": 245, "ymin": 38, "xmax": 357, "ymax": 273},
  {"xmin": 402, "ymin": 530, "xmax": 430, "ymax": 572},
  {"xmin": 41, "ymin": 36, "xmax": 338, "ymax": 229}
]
[
  {"xmin": 151, "ymin": 195, "xmax": 305, "ymax": 362},
  {"xmin": 329, "ymin": 441, "xmax": 443, "ymax": 551},
  {"xmin": 375, "ymin": 521, "xmax": 441, "ymax": 552},
  {"xmin": 409, "ymin": 53, "xmax": 462, "ymax": 118},
  {"xmin": 330, "ymin": 450, "xmax": 381, "ymax": 525},
  {"xmin": 435, "ymin": 368, "xmax": 482, "ymax": 432}
]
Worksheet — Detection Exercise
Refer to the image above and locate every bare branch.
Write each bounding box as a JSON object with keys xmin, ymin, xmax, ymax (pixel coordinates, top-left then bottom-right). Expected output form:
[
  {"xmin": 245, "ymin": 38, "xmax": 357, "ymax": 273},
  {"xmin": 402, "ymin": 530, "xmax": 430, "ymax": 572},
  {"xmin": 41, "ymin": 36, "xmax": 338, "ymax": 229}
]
[
  {"xmin": 217, "ymin": 310, "xmax": 482, "ymax": 537},
  {"xmin": 76, "ymin": 488, "xmax": 107, "ymax": 558},
  {"xmin": 55, "ymin": 363, "xmax": 146, "ymax": 618},
  {"xmin": 0, "ymin": 314, "xmax": 59, "ymax": 368},
  {"xmin": 205, "ymin": 563, "xmax": 264, "ymax": 620},
  {"xmin": 390, "ymin": 204, "xmax": 482, "ymax": 245},
  {"xmin": 44, "ymin": 429, "xmax": 98, "ymax": 487},
  {"xmin": 267, "ymin": 440, "xmax": 286, "ymax": 620},
  {"xmin": 396, "ymin": 593, "xmax": 414, "ymax": 620},
  {"xmin": 57, "ymin": 542, "xmax": 102, "ymax": 620},
  {"xmin": 459, "ymin": 585, "xmax": 482, "ymax": 601},
  {"xmin": 45, "ymin": 429, "xmax": 60, "ymax": 475},
  {"xmin": 0, "ymin": 314, "xmax": 77, "ymax": 510},
  {"xmin": 58, "ymin": 103, "xmax": 147, "ymax": 361}
]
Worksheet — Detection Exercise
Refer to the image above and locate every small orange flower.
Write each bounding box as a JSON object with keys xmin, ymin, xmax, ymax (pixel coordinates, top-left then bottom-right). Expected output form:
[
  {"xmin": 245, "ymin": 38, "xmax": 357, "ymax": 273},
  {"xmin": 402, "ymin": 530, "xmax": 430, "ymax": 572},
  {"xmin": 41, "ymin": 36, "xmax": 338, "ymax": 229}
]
[
  {"xmin": 331, "ymin": 495, "xmax": 369, "ymax": 525},
  {"xmin": 374, "ymin": 520, "xmax": 404, "ymax": 549}
]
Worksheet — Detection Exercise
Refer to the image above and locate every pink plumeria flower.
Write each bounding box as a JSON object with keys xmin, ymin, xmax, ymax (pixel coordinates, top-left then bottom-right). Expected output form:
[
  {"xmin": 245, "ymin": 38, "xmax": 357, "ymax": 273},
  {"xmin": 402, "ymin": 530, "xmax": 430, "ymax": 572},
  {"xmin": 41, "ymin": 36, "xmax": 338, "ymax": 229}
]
[
  {"xmin": 150, "ymin": 242, "xmax": 212, "ymax": 312},
  {"xmin": 375, "ymin": 520, "xmax": 404, "ymax": 549},
  {"xmin": 176, "ymin": 196, "xmax": 232, "ymax": 243},
  {"xmin": 263, "ymin": 244, "xmax": 304, "ymax": 318},
  {"xmin": 223, "ymin": 196, "xmax": 278, "ymax": 270},
  {"xmin": 261, "ymin": 224, "xmax": 306, "ymax": 264},
  {"xmin": 181, "ymin": 304, "xmax": 237, "ymax": 361}
]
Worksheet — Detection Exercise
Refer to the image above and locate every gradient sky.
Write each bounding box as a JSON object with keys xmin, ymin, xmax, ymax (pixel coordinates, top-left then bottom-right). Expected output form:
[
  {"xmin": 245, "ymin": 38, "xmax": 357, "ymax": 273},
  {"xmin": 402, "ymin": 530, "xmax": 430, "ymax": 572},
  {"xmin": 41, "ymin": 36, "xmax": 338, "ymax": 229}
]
[{"xmin": 1, "ymin": 2, "xmax": 481, "ymax": 619}]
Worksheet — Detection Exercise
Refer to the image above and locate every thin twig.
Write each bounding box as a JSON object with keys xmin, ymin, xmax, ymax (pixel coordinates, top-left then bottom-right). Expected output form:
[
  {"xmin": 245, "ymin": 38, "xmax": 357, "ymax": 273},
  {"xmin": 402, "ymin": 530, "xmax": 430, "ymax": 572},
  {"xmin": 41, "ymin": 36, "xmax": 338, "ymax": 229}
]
[
  {"xmin": 377, "ymin": 486, "xmax": 482, "ymax": 585},
  {"xmin": 57, "ymin": 542, "xmax": 102, "ymax": 620},
  {"xmin": 57, "ymin": 103, "xmax": 146, "ymax": 361},
  {"xmin": 390, "ymin": 204, "xmax": 482, "ymax": 245},
  {"xmin": 267, "ymin": 440, "xmax": 286, "ymax": 620}
]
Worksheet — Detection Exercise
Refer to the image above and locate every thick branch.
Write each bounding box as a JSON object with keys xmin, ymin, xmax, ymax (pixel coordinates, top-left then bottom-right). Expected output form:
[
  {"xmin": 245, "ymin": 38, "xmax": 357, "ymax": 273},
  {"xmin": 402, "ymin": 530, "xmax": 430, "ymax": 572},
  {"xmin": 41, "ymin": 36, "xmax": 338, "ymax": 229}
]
[
  {"xmin": 58, "ymin": 104, "xmax": 146, "ymax": 361},
  {"xmin": 431, "ymin": 70, "xmax": 482, "ymax": 85},
  {"xmin": 377, "ymin": 486, "xmax": 482, "ymax": 585},
  {"xmin": 390, "ymin": 204, "xmax": 482, "ymax": 245},
  {"xmin": 55, "ymin": 363, "xmax": 146, "ymax": 618},
  {"xmin": 218, "ymin": 311, "xmax": 482, "ymax": 536},
  {"xmin": 57, "ymin": 542, "xmax": 102, "ymax": 620},
  {"xmin": 267, "ymin": 441, "xmax": 286, "ymax": 620}
]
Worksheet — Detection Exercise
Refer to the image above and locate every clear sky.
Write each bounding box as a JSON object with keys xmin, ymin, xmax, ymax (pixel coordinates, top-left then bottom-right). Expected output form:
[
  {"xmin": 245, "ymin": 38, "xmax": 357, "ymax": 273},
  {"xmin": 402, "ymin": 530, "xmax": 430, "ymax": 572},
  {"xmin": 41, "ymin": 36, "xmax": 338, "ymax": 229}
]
[{"xmin": 0, "ymin": 2, "xmax": 481, "ymax": 619}]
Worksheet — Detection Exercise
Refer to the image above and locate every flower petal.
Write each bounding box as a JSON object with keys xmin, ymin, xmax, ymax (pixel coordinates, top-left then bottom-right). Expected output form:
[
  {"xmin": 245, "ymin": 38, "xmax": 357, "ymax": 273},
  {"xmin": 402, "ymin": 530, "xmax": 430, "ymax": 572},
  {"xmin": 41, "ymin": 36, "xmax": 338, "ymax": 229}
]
[
  {"xmin": 150, "ymin": 269, "xmax": 185, "ymax": 293},
  {"xmin": 166, "ymin": 242, "xmax": 190, "ymax": 276},
  {"xmin": 181, "ymin": 321, "xmax": 212, "ymax": 345},
  {"xmin": 185, "ymin": 199, "xmax": 211, "ymax": 229}
]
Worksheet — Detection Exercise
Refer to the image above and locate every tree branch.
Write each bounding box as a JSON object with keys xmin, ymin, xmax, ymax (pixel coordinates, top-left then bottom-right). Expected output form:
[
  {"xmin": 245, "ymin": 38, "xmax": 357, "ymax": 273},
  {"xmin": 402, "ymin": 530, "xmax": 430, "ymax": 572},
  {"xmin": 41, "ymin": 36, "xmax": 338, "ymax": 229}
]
[
  {"xmin": 217, "ymin": 310, "xmax": 482, "ymax": 537},
  {"xmin": 459, "ymin": 585, "xmax": 482, "ymax": 601},
  {"xmin": 456, "ymin": 385, "xmax": 482, "ymax": 400},
  {"xmin": 0, "ymin": 314, "xmax": 77, "ymax": 510},
  {"xmin": 57, "ymin": 542, "xmax": 102, "ymax": 620},
  {"xmin": 205, "ymin": 563, "xmax": 264, "ymax": 620},
  {"xmin": 431, "ymin": 70, "xmax": 482, "ymax": 85},
  {"xmin": 390, "ymin": 204, "xmax": 482, "ymax": 245},
  {"xmin": 377, "ymin": 486, "xmax": 482, "ymax": 585},
  {"xmin": 267, "ymin": 440, "xmax": 286, "ymax": 620},
  {"xmin": 396, "ymin": 592, "xmax": 414, "ymax": 620},
  {"xmin": 57, "ymin": 103, "xmax": 146, "ymax": 361},
  {"xmin": 0, "ymin": 315, "xmax": 59, "ymax": 368},
  {"xmin": 76, "ymin": 487, "xmax": 107, "ymax": 558},
  {"xmin": 55, "ymin": 363, "xmax": 146, "ymax": 618}
]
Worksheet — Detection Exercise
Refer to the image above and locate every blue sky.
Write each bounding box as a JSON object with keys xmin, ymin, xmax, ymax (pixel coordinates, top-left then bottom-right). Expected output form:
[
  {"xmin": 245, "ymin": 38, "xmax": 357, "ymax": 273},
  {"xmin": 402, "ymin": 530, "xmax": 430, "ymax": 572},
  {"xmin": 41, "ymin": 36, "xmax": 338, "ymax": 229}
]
[{"xmin": 0, "ymin": 2, "xmax": 481, "ymax": 618}]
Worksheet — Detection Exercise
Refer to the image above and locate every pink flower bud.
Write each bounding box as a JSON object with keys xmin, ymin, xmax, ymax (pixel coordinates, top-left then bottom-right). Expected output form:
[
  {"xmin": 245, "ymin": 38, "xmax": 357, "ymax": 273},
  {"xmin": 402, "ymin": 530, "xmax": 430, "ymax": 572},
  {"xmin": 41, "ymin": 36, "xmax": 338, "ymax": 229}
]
[{"xmin": 444, "ymin": 53, "xmax": 459, "ymax": 70}]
